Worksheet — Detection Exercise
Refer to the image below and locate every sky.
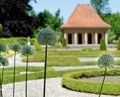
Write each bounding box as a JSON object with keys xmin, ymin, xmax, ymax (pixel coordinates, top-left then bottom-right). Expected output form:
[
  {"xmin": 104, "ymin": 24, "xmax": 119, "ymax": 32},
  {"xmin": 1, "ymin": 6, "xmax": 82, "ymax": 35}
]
[{"xmin": 29, "ymin": 0, "xmax": 120, "ymax": 22}]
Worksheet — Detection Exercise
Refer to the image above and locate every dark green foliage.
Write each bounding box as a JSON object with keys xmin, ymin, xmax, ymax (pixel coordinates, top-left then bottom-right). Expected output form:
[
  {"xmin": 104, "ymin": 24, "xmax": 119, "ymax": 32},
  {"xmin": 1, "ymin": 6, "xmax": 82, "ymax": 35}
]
[
  {"xmin": 117, "ymin": 39, "xmax": 120, "ymax": 50},
  {"xmin": 0, "ymin": 0, "xmax": 63, "ymax": 37},
  {"xmin": 0, "ymin": 0, "xmax": 37, "ymax": 37},
  {"xmin": 100, "ymin": 39, "xmax": 107, "ymax": 50}
]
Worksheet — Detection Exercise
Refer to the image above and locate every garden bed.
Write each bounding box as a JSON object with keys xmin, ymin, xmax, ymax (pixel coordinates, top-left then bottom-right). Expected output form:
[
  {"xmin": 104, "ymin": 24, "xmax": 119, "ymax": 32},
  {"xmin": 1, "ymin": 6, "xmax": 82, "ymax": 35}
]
[{"xmin": 79, "ymin": 76, "xmax": 120, "ymax": 83}]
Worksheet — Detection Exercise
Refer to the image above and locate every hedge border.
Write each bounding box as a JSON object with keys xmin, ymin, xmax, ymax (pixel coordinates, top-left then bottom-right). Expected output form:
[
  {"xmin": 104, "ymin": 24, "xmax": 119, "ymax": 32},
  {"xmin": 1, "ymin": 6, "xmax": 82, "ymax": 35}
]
[{"xmin": 62, "ymin": 68, "xmax": 120, "ymax": 95}]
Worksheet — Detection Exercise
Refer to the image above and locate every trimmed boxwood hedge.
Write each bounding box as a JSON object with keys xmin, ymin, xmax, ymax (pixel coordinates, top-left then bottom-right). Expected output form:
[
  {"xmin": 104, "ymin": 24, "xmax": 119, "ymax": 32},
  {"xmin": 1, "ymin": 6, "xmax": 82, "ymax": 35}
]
[{"xmin": 62, "ymin": 68, "xmax": 120, "ymax": 95}]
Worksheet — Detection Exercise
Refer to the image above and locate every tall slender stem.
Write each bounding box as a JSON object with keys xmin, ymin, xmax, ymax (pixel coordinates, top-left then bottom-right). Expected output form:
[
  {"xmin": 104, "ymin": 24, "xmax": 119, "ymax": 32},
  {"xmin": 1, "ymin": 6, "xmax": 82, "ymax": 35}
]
[
  {"xmin": 25, "ymin": 54, "xmax": 29, "ymax": 97},
  {"xmin": 0, "ymin": 51, "xmax": 3, "ymax": 97},
  {"xmin": 43, "ymin": 43, "xmax": 47, "ymax": 97},
  {"xmin": 13, "ymin": 51, "xmax": 16, "ymax": 97},
  {"xmin": 1, "ymin": 66, "xmax": 4, "ymax": 97},
  {"xmin": 98, "ymin": 67, "xmax": 107, "ymax": 97}
]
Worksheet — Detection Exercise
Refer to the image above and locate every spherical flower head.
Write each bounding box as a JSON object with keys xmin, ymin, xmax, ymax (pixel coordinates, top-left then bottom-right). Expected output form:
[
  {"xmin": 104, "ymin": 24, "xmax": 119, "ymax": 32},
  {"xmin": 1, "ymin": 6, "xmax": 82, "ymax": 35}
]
[
  {"xmin": 98, "ymin": 54, "xmax": 115, "ymax": 68},
  {"xmin": 21, "ymin": 45, "xmax": 35, "ymax": 56},
  {"xmin": 11, "ymin": 42, "xmax": 21, "ymax": 52},
  {"xmin": 0, "ymin": 43, "xmax": 6, "ymax": 52},
  {"xmin": 37, "ymin": 28, "xmax": 57, "ymax": 45},
  {"xmin": 0, "ymin": 56, "xmax": 9, "ymax": 66}
]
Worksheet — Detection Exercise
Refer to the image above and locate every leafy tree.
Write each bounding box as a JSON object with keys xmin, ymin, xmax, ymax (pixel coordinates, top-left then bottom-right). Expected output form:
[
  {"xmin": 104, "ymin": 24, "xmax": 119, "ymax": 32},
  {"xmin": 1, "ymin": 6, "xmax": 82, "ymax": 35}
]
[
  {"xmin": 36, "ymin": 9, "xmax": 63, "ymax": 35},
  {"xmin": 0, "ymin": 0, "xmax": 38, "ymax": 37},
  {"xmin": 90, "ymin": 0, "xmax": 111, "ymax": 15},
  {"xmin": 102, "ymin": 13, "xmax": 120, "ymax": 43}
]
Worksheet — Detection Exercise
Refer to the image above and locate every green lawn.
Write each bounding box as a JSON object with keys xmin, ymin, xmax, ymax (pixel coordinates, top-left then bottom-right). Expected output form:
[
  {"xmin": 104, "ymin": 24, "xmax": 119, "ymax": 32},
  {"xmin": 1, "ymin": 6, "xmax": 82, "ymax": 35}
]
[
  {"xmin": 0, "ymin": 66, "xmax": 99, "ymax": 84},
  {"xmin": 0, "ymin": 66, "xmax": 53, "ymax": 84},
  {"xmin": 22, "ymin": 50, "xmax": 120, "ymax": 66}
]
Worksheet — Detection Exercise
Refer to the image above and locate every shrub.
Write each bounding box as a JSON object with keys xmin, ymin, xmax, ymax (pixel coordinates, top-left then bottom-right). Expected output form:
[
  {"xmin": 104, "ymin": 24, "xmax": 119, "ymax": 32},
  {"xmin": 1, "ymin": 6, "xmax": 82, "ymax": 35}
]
[
  {"xmin": 61, "ymin": 38, "xmax": 67, "ymax": 47},
  {"xmin": 33, "ymin": 39, "xmax": 42, "ymax": 51},
  {"xmin": 62, "ymin": 68, "xmax": 120, "ymax": 95},
  {"xmin": 117, "ymin": 38, "xmax": 120, "ymax": 50},
  {"xmin": 100, "ymin": 39, "xmax": 107, "ymax": 50}
]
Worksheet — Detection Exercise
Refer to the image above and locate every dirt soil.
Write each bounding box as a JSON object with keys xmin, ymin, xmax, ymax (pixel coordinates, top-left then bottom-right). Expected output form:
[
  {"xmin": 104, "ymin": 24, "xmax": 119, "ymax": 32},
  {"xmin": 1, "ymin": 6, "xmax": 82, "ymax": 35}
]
[{"xmin": 79, "ymin": 76, "xmax": 120, "ymax": 83}]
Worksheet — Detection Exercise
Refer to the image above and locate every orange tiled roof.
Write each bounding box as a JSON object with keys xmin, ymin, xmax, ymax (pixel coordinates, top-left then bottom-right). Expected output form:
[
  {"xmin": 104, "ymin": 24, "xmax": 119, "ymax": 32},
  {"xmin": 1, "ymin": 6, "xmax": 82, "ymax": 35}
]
[{"xmin": 61, "ymin": 4, "xmax": 111, "ymax": 28}]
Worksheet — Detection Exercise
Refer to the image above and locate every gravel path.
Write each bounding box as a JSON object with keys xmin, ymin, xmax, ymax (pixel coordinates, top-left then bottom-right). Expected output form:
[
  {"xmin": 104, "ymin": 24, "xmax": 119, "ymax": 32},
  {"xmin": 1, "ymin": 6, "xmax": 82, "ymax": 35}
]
[{"xmin": 3, "ymin": 77, "xmax": 120, "ymax": 97}]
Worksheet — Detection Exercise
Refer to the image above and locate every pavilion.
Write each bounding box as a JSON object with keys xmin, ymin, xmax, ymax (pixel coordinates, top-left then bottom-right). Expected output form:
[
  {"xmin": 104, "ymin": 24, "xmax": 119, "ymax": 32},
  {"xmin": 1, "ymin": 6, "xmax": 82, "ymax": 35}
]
[{"xmin": 60, "ymin": 4, "xmax": 111, "ymax": 47}]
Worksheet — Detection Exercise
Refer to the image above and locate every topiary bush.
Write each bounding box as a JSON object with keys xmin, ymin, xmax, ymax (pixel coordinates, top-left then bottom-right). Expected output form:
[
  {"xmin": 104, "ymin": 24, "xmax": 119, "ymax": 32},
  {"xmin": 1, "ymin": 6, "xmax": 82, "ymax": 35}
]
[
  {"xmin": 61, "ymin": 38, "xmax": 67, "ymax": 47},
  {"xmin": 62, "ymin": 68, "xmax": 120, "ymax": 95},
  {"xmin": 99, "ymin": 39, "xmax": 107, "ymax": 50},
  {"xmin": 117, "ymin": 38, "xmax": 120, "ymax": 50}
]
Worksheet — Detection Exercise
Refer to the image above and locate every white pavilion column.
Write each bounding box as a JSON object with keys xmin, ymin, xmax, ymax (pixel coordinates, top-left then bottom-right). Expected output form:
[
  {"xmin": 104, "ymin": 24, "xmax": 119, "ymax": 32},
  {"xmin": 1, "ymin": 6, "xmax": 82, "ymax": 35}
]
[
  {"xmin": 64, "ymin": 33, "xmax": 67, "ymax": 39},
  {"xmin": 95, "ymin": 32, "xmax": 98, "ymax": 44},
  {"xmin": 85, "ymin": 32, "xmax": 88, "ymax": 44},
  {"xmin": 105, "ymin": 32, "xmax": 108, "ymax": 44},
  {"xmin": 74, "ymin": 32, "xmax": 77, "ymax": 44}
]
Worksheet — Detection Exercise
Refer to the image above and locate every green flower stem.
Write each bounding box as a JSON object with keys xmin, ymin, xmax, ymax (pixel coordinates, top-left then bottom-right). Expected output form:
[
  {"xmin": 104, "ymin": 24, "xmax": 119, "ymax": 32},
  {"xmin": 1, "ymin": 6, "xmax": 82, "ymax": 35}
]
[
  {"xmin": 1, "ymin": 66, "xmax": 4, "ymax": 85},
  {"xmin": 43, "ymin": 43, "xmax": 48, "ymax": 97},
  {"xmin": 98, "ymin": 67, "xmax": 107, "ymax": 97},
  {"xmin": 1, "ymin": 66, "xmax": 4, "ymax": 97},
  {"xmin": 25, "ymin": 54, "xmax": 29, "ymax": 97},
  {"xmin": 13, "ymin": 51, "xmax": 16, "ymax": 97}
]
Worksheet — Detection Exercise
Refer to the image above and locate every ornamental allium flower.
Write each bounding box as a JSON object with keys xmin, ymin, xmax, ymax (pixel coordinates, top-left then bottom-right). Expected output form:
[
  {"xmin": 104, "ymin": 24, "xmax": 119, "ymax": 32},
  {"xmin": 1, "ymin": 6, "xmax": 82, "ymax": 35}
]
[
  {"xmin": 0, "ymin": 56, "xmax": 9, "ymax": 66},
  {"xmin": 21, "ymin": 45, "xmax": 35, "ymax": 56},
  {"xmin": 11, "ymin": 42, "xmax": 21, "ymax": 52},
  {"xmin": 0, "ymin": 43, "xmax": 6, "ymax": 52},
  {"xmin": 98, "ymin": 54, "xmax": 115, "ymax": 68},
  {"xmin": 37, "ymin": 28, "xmax": 57, "ymax": 45}
]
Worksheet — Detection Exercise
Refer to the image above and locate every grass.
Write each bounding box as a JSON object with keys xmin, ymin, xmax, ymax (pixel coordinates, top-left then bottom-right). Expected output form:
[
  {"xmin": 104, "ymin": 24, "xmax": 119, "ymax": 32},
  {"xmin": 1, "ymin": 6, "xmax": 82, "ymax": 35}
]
[
  {"xmin": 22, "ymin": 50, "xmax": 120, "ymax": 66},
  {"xmin": 0, "ymin": 66, "xmax": 53, "ymax": 84},
  {"xmin": 0, "ymin": 66, "xmax": 105, "ymax": 84}
]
